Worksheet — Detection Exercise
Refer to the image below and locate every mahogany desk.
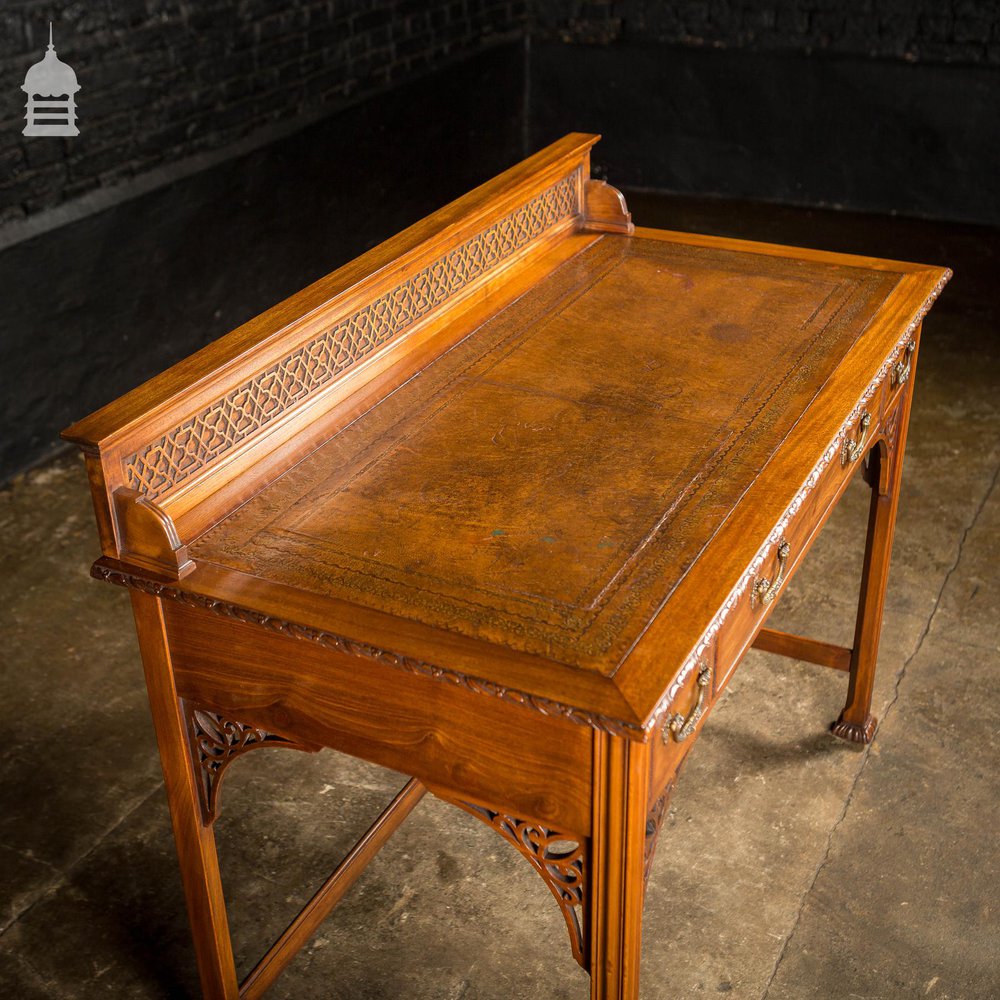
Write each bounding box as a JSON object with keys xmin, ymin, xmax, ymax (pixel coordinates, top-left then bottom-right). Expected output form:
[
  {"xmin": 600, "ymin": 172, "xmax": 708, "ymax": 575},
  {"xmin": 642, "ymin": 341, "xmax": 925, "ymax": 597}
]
[{"xmin": 64, "ymin": 134, "xmax": 950, "ymax": 999}]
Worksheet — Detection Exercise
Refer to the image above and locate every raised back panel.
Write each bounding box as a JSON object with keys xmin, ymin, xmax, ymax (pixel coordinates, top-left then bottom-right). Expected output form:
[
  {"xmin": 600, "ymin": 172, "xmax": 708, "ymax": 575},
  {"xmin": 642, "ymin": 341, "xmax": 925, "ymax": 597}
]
[
  {"xmin": 124, "ymin": 168, "xmax": 583, "ymax": 504},
  {"xmin": 64, "ymin": 135, "xmax": 599, "ymax": 570}
]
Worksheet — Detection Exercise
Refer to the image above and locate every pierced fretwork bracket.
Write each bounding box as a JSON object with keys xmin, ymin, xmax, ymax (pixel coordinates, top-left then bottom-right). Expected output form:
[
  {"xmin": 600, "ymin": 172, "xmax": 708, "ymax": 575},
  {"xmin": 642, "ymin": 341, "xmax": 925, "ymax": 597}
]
[
  {"xmin": 448, "ymin": 799, "xmax": 588, "ymax": 968},
  {"xmin": 184, "ymin": 703, "xmax": 321, "ymax": 824},
  {"xmin": 644, "ymin": 781, "xmax": 674, "ymax": 884}
]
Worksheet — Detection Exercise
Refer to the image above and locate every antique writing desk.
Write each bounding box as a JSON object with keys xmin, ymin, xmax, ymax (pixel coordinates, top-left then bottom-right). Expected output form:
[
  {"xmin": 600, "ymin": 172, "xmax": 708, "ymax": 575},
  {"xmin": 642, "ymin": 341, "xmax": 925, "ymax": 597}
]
[{"xmin": 65, "ymin": 135, "xmax": 949, "ymax": 999}]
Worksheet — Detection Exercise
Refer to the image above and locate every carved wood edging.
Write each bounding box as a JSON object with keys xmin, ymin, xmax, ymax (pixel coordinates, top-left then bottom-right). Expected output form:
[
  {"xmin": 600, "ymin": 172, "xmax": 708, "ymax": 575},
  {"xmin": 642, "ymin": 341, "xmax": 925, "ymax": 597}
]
[
  {"xmin": 95, "ymin": 561, "xmax": 643, "ymax": 739},
  {"xmin": 648, "ymin": 270, "xmax": 950, "ymax": 731},
  {"xmin": 184, "ymin": 702, "xmax": 321, "ymax": 823},
  {"xmin": 445, "ymin": 798, "xmax": 588, "ymax": 968}
]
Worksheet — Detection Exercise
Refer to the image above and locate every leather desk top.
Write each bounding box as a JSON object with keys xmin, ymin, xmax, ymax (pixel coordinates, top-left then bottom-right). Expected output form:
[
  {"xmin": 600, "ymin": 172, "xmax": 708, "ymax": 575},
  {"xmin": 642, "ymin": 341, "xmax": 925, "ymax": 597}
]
[{"xmin": 191, "ymin": 232, "xmax": 902, "ymax": 676}]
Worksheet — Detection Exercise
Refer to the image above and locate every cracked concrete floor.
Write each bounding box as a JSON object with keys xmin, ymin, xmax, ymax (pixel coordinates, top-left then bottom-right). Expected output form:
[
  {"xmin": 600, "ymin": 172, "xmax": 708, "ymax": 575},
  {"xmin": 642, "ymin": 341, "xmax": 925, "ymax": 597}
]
[{"xmin": 1, "ymin": 199, "xmax": 998, "ymax": 999}]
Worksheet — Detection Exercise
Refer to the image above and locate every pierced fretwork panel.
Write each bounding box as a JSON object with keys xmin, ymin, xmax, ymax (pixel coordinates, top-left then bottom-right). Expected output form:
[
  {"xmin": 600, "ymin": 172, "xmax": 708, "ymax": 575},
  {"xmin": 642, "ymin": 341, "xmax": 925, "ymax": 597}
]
[
  {"xmin": 644, "ymin": 782, "xmax": 674, "ymax": 884},
  {"xmin": 125, "ymin": 170, "xmax": 582, "ymax": 501}
]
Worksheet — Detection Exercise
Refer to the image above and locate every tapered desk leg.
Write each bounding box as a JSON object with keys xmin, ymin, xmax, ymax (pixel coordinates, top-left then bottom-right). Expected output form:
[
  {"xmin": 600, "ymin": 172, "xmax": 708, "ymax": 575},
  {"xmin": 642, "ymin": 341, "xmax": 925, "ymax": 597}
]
[
  {"xmin": 130, "ymin": 591, "xmax": 240, "ymax": 1000},
  {"xmin": 834, "ymin": 341, "xmax": 920, "ymax": 745},
  {"xmin": 589, "ymin": 731, "xmax": 651, "ymax": 1000}
]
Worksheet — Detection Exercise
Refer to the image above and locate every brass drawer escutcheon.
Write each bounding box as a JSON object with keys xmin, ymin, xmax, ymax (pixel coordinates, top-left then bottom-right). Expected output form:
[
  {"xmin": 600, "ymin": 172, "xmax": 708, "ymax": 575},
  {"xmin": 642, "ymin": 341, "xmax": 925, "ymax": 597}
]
[
  {"xmin": 841, "ymin": 411, "xmax": 871, "ymax": 466},
  {"xmin": 753, "ymin": 540, "xmax": 791, "ymax": 608},
  {"xmin": 663, "ymin": 662, "xmax": 712, "ymax": 743},
  {"xmin": 891, "ymin": 340, "xmax": 915, "ymax": 389}
]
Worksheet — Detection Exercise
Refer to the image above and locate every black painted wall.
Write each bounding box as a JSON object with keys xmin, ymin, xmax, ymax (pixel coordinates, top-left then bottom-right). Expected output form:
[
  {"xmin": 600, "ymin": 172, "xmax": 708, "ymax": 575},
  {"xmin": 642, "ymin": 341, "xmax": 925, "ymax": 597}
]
[
  {"xmin": 530, "ymin": 41, "xmax": 1000, "ymax": 223},
  {"xmin": 0, "ymin": 0, "xmax": 526, "ymax": 225},
  {"xmin": 530, "ymin": 1, "xmax": 1000, "ymax": 223},
  {"xmin": 0, "ymin": 44, "xmax": 526, "ymax": 481},
  {"xmin": 3, "ymin": 1, "xmax": 997, "ymax": 234},
  {"xmin": 533, "ymin": 0, "xmax": 1000, "ymax": 63}
]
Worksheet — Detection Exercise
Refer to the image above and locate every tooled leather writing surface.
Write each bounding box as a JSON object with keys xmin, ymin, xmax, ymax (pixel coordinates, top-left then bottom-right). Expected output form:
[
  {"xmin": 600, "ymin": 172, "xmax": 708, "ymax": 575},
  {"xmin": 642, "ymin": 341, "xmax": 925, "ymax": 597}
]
[{"xmin": 192, "ymin": 234, "xmax": 901, "ymax": 672}]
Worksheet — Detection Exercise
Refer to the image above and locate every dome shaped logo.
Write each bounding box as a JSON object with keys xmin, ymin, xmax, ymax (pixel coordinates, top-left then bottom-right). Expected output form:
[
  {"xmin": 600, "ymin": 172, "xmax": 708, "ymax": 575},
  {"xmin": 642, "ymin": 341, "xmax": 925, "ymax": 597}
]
[{"xmin": 22, "ymin": 23, "xmax": 80, "ymax": 137}]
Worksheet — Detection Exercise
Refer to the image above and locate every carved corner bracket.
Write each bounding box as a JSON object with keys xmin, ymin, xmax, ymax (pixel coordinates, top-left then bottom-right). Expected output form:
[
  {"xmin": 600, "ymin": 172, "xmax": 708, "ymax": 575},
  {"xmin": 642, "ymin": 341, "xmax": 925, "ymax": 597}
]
[
  {"xmin": 879, "ymin": 399, "xmax": 905, "ymax": 496},
  {"xmin": 644, "ymin": 781, "xmax": 674, "ymax": 884},
  {"xmin": 582, "ymin": 179, "xmax": 634, "ymax": 235},
  {"xmin": 113, "ymin": 487, "xmax": 194, "ymax": 579},
  {"xmin": 446, "ymin": 798, "xmax": 588, "ymax": 968},
  {"xmin": 184, "ymin": 703, "xmax": 321, "ymax": 823}
]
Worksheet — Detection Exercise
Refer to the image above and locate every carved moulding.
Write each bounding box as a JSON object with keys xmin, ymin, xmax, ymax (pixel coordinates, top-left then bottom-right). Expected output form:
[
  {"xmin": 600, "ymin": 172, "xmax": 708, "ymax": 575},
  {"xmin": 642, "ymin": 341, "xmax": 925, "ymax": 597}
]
[
  {"xmin": 183, "ymin": 702, "xmax": 320, "ymax": 824},
  {"xmin": 646, "ymin": 286, "xmax": 949, "ymax": 733},
  {"xmin": 95, "ymin": 560, "xmax": 641, "ymax": 739},
  {"xmin": 445, "ymin": 798, "xmax": 588, "ymax": 968}
]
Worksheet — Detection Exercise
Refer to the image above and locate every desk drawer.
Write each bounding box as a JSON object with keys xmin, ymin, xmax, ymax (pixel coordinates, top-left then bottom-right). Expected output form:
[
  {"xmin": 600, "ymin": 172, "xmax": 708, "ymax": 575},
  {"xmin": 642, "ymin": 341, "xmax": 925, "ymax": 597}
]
[{"xmin": 714, "ymin": 392, "xmax": 882, "ymax": 694}]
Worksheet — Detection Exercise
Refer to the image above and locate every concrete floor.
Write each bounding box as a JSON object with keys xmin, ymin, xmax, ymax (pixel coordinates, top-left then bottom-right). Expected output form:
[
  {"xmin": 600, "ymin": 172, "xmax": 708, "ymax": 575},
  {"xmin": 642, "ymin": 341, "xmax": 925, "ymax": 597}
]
[{"xmin": 1, "ymin": 198, "xmax": 998, "ymax": 999}]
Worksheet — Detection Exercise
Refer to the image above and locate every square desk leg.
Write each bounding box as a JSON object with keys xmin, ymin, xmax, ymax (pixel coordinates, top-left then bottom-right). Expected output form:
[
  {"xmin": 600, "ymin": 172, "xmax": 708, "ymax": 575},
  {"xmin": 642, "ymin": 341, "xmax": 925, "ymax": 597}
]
[
  {"xmin": 130, "ymin": 590, "xmax": 241, "ymax": 1000},
  {"xmin": 834, "ymin": 338, "xmax": 921, "ymax": 745},
  {"xmin": 589, "ymin": 732, "xmax": 652, "ymax": 1000},
  {"xmin": 129, "ymin": 585, "xmax": 662, "ymax": 1000}
]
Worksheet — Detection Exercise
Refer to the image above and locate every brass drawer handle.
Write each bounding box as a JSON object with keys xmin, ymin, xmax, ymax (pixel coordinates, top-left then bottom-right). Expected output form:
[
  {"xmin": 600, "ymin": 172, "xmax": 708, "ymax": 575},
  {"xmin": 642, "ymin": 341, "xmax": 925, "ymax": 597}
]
[
  {"xmin": 891, "ymin": 340, "xmax": 915, "ymax": 389},
  {"xmin": 841, "ymin": 411, "xmax": 871, "ymax": 466},
  {"xmin": 753, "ymin": 540, "xmax": 790, "ymax": 608},
  {"xmin": 663, "ymin": 663, "xmax": 712, "ymax": 743}
]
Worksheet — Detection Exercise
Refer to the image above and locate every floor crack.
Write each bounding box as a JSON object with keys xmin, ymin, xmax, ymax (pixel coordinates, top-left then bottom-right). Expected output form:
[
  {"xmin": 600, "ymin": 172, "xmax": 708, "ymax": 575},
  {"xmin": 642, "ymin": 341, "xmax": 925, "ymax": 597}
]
[{"xmin": 760, "ymin": 460, "xmax": 1000, "ymax": 999}]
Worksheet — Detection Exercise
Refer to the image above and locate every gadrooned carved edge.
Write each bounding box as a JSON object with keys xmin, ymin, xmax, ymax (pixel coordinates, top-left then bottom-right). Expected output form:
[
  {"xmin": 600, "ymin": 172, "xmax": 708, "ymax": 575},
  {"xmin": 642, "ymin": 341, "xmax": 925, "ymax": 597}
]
[
  {"xmin": 449, "ymin": 799, "xmax": 588, "ymax": 968},
  {"xmin": 96, "ymin": 562, "xmax": 643, "ymax": 739},
  {"xmin": 184, "ymin": 702, "xmax": 320, "ymax": 824},
  {"xmin": 648, "ymin": 277, "xmax": 950, "ymax": 731}
]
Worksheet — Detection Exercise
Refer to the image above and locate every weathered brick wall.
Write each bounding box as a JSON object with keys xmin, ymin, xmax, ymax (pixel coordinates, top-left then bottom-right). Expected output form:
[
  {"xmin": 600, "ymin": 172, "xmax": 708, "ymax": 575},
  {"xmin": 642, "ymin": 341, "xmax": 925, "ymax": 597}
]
[
  {"xmin": 0, "ymin": 0, "xmax": 526, "ymax": 226},
  {"xmin": 533, "ymin": 0, "xmax": 1000, "ymax": 63}
]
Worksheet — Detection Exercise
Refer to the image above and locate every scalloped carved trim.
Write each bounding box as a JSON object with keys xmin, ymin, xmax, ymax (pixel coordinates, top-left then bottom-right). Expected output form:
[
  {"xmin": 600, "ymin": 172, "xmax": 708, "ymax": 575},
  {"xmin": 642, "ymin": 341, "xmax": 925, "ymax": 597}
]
[
  {"xmin": 95, "ymin": 561, "xmax": 642, "ymax": 738},
  {"xmin": 449, "ymin": 799, "xmax": 588, "ymax": 968},
  {"xmin": 184, "ymin": 703, "xmax": 320, "ymax": 823},
  {"xmin": 649, "ymin": 279, "xmax": 949, "ymax": 731}
]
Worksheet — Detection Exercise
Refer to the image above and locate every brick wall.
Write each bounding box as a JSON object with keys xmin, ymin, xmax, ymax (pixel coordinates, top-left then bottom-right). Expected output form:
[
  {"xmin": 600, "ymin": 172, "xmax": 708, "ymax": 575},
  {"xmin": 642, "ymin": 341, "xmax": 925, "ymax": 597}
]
[
  {"xmin": 533, "ymin": 0, "xmax": 1000, "ymax": 64},
  {"xmin": 0, "ymin": 0, "xmax": 526, "ymax": 227}
]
